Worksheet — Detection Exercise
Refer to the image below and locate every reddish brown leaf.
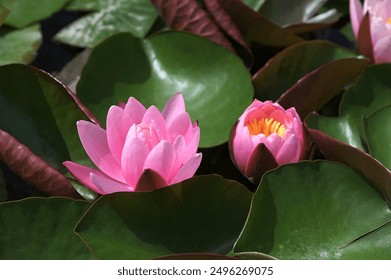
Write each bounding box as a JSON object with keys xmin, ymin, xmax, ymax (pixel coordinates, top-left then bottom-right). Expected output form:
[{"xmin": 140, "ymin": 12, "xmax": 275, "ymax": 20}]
[
  {"xmin": 357, "ymin": 12, "xmax": 374, "ymax": 62},
  {"xmin": 278, "ymin": 58, "xmax": 370, "ymax": 119},
  {"xmin": 203, "ymin": 0, "xmax": 253, "ymax": 67},
  {"xmin": 220, "ymin": 0, "xmax": 303, "ymax": 47},
  {"xmin": 135, "ymin": 169, "xmax": 167, "ymax": 192},
  {"xmin": 306, "ymin": 127, "xmax": 391, "ymax": 204},
  {"xmin": 151, "ymin": 0, "xmax": 234, "ymax": 52},
  {"xmin": 0, "ymin": 129, "xmax": 81, "ymax": 199}
]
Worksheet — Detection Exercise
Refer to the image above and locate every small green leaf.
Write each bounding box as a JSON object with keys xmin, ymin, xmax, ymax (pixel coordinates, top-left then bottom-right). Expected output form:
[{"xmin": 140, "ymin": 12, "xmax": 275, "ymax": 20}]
[
  {"xmin": 55, "ymin": 0, "xmax": 158, "ymax": 47},
  {"xmin": 259, "ymin": 0, "xmax": 339, "ymax": 27},
  {"xmin": 76, "ymin": 31, "xmax": 253, "ymax": 147},
  {"xmin": 0, "ymin": 197, "xmax": 92, "ymax": 259},
  {"xmin": 234, "ymin": 161, "xmax": 391, "ymax": 259},
  {"xmin": 0, "ymin": 0, "xmax": 69, "ymax": 28},
  {"xmin": 242, "ymin": 0, "xmax": 265, "ymax": 11},
  {"xmin": 76, "ymin": 175, "xmax": 252, "ymax": 259},
  {"xmin": 253, "ymin": 40, "xmax": 358, "ymax": 101},
  {"xmin": 365, "ymin": 106, "xmax": 391, "ymax": 171},
  {"xmin": 0, "ymin": 24, "xmax": 42, "ymax": 66}
]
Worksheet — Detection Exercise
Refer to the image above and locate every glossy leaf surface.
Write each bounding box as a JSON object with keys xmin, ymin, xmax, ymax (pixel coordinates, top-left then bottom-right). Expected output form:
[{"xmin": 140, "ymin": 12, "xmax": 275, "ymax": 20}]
[
  {"xmin": 253, "ymin": 40, "xmax": 358, "ymax": 101},
  {"xmin": 307, "ymin": 64, "xmax": 391, "ymax": 151},
  {"xmin": 234, "ymin": 161, "xmax": 391, "ymax": 259},
  {"xmin": 0, "ymin": 0, "xmax": 69, "ymax": 28},
  {"xmin": 0, "ymin": 197, "xmax": 92, "ymax": 259},
  {"xmin": 76, "ymin": 31, "xmax": 253, "ymax": 147},
  {"xmin": 76, "ymin": 175, "xmax": 252, "ymax": 259},
  {"xmin": 0, "ymin": 24, "xmax": 42, "ymax": 66},
  {"xmin": 55, "ymin": 0, "xmax": 158, "ymax": 47}
]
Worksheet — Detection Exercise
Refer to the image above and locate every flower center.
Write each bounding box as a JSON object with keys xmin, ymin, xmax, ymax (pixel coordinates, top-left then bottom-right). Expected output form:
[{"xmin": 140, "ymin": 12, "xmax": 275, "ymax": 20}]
[
  {"xmin": 246, "ymin": 117, "xmax": 286, "ymax": 137},
  {"xmin": 387, "ymin": 18, "xmax": 391, "ymax": 25}
]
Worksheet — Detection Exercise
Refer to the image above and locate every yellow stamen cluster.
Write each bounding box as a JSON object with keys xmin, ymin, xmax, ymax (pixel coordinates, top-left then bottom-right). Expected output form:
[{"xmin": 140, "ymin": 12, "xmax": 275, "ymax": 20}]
[
  {"xmin": 387, "ymin": 18, "xmax": 391, "ymax": 25},
  {"xmin": 246, "ymin": 117, "xmax": 286, "ymax": 137}
]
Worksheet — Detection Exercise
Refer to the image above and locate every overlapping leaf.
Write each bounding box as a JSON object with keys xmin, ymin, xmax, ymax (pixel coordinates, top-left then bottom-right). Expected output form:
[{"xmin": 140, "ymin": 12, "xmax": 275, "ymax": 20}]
[
  {"xmin": 253, "ymin": 40, "xmax": 359, "ymax": 102},
  {"xmin": 76, "ymin": 175, "xmax": 252, "ymax": 259},
  {"xmin": 0, "ymin": 0, "xmax": 69, "ymax": 28},
  {"xmin": 307, "ymin": 64, "xmax": 391, "ymax": 151},
  {"xmin": 0, "ymin": 24, "xmax": 42, "ymax": 66},
  {"xmin": 0, "ymin": 64, "xmax": 97, "ymax": 197},
  {"xmin": 0, "ymin": 197, "xmax": 92, "ymax": 259},
  {"xmin": 234, "ymin": 161, "xmax": 391, "ymax": 259},
  {"xmin": 55, "ymin": 0, "xmax": 158, "ymax": 47},
  {"xmin": 76, "ymin": 31, "xmax": 253, "ymax": 147}
]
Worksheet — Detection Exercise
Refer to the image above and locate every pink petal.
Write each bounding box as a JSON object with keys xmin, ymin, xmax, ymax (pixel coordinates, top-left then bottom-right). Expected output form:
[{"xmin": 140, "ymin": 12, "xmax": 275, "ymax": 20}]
[
  {"xmin": 167, "ymin": 112, "xmax": 192, "ymax": 141},
  {"xmin": 265, "ymin": 133, "xmax": 284, "ymax": 156},
  {"xmin": 143, "ymin": 141, "xmax": 174, "ymax": 182},
  {"xmin": 232, "ymin": 126, "xmax": 255, "ymax": 173},
  {"xmin": 90, "ymin": 173, "xmax": 134, "ymax": 194},
  {"xmin": 170, "ymin": 153, "xmax": 202, "ymax": 185},
  {"xmin": 77, "ymin": 120, "xmax": 125, "ymax": 182},
  {"xmin": 350, "ymin": 0, "xmax": 363, "ymax": 38},
  {"xmin": 63, "ymin": 161, "xmax": 103, "ymax": 194},
  {"xmin": 275, "ymin": 135, "xmax": 302, "ymax": 165},
  {"xmin": 369, "ymin": 15, "xmax": 389, "ymax": 45},
  {"xmin": 373, "ymin": 35, "xmax": 391, "ymax": 63},
  {"xmin": 183, "ymin": 126, "xmax": 200, "ymax": 163},
  {"xmin": 162, "ymin": 93, "xmax": 186, "ymax": 127},
  {"xmin": 121, "ymin": 133, "xmax": 150, "ymax": 186},
  {"xmin": 142, "ymin": 106, "xmax": 168, "ymax": 140},
  {"xmin": 124, "ymin": 97, "xmax": 146, "ymax": 124},
  {"xmin": 172, "ymin": 135, "xmax": 186, "ymax": 175},
  {"xmin": 106, "ymin": 106, "xmax": 126, "ymax": 163}
]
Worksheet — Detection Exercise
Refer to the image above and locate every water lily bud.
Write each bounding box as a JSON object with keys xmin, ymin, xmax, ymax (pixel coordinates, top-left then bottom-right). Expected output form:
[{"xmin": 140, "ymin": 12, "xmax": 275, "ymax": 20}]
[
  {"xmin": 64, "ymin": 93, "xmax": 202, "ymax": 194},
  {"xmin": 230, "ymin": 100, "xmax": 304, "ymax": 180},
  {"xmin": 350, "ymin": 0, "xmax": 391, "ymax": 63}
]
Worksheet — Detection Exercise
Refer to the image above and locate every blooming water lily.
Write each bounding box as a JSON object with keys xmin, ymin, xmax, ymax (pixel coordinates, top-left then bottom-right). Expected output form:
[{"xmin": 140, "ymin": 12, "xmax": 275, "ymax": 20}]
[
  {"xmin": 64, "ymin": 93, "xmax": 202, "ymax": 194},
  {"xmin": 230, "ymin": 100, "xmax": 304, "ymax": 180},
  {"xmin": 350, "ymin": 0, "xmax": 391, "ymax": 63}
]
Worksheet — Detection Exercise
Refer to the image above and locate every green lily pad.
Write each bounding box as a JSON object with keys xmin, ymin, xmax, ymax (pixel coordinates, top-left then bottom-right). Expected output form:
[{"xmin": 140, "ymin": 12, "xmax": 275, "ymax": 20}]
[
  {"xmin": 76, "ymin": 31, "xmax": 253, "ymax": 147},
  {"xmin": 253, "ymin": 40, "xmax": 358, "ymax": 101},
  {"xmin": 307, "ymin": 64, "xmax": 391, "ymax": 151},
  {"xmin": 259, "ymin": 0, "xmax": 339, "ymax": 27},
  {"xmin": 0, "ymin": 24, "xmax": 42, "ymax": 66},
  {"xmin": 0, "ymin": 5, "xmax": 9, "ymax": 26},
  {"xmin": 0, "ymin": 197, "xmax": 92, "ymax": 259},
  {"xmin": 364, "ymin": 106, "xmax": 391, "ymax": 171},
  {"xmin": 0, "ymin": 0, "xmax": 69, "ymax": 28},
  {"xmin": 76, "ymin": 175, "xmax": 252, "ymax": 259},
  {"xmin": 55, "ymin": 0, "xmax": 158, "ymax": 47},
  {"xmin": 234, "ymin": 161, "xmax": 391, "ymax": 259},
  {"xmin": 242, "ymin": 0, "xmax": 265, "ymax": 10}
]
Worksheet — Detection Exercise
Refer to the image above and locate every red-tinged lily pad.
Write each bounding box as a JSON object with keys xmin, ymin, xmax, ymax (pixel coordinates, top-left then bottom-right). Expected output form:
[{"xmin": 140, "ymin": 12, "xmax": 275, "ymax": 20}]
[
  {"xmin": 76, "ymin": 31, "xmax": 253, "ymax": 148},
  {"xmin": 306, "ymin": 64, "xmax": 391, "ymax": 151},
  {"xmin": 75, "ymin": 175, "xmax": 252, "ymax": 259},
  {"xmin": 220, "ymin": 0, "xmax": 303, "ymax": 48},
  {"xmin": 234, "ymin": 161, "xmax": 391, "ymax": 259},
  {"xmin": 306, "ymin": 127, "xmax": 391, "ymax": 204},
  {"xmin": 0, "ymin": 64, "xmax": 97, "ymax": 198},
  {"xmin": 0, "ymin": 197, "xmax": 93, "ymax": 259},
  {"xmin": 253, "ymin": 40, "xmax": 359, "ymax": 102},
  {"xmin": 277, "ymin": 58, "xmax": 369, "ymax": 119}
]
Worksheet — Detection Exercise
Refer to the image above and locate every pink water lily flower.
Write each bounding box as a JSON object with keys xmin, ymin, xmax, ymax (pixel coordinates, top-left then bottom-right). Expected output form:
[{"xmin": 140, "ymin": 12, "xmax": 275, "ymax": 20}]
[
  {"xmin": 64, "ymin": 93, "xmax": 202, "ymax": 194},
  {"xmin": 230, "ymin": 100, "xmax": 304, "ymax": 180},
  {"xmin": 350, "ymin": 0, "xmax": 391, "ymax": 63}
]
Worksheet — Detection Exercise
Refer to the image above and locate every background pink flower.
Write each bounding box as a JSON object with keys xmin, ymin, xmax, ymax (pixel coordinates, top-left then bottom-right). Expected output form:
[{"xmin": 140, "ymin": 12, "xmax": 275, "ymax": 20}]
[
  {"xmin": 350, "ymin": 0, "xmax": 391, "ymax": 63},
  {"xmin": 64, "ymin": 93, "xmax": 202, "ymax": 194},
  {"xmin": 230, "ymin": 100, "xmax": 304, "ymax": 179}
]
